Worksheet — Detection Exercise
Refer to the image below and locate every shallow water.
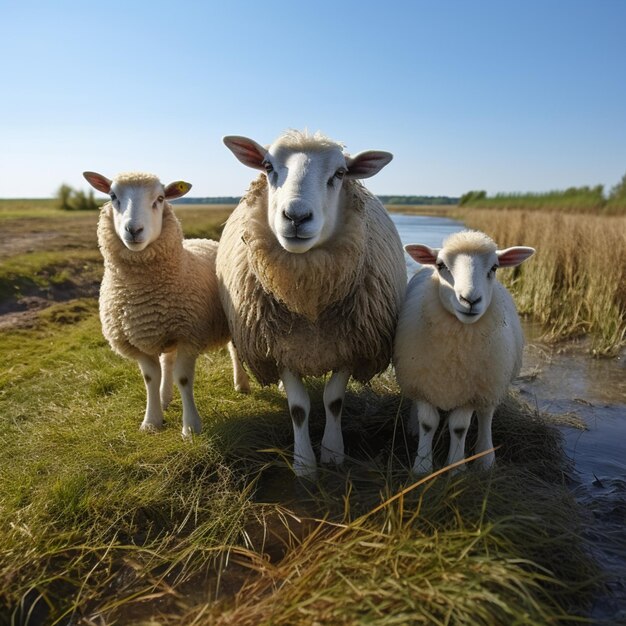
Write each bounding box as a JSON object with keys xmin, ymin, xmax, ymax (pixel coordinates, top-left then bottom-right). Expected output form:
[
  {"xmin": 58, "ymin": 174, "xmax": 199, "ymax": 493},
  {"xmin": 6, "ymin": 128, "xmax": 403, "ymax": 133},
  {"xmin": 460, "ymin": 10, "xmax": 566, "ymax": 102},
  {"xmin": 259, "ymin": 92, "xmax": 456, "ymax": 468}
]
[{"xmin": 391, "ymin": 213, "xmax": 626, "ymax": 622}]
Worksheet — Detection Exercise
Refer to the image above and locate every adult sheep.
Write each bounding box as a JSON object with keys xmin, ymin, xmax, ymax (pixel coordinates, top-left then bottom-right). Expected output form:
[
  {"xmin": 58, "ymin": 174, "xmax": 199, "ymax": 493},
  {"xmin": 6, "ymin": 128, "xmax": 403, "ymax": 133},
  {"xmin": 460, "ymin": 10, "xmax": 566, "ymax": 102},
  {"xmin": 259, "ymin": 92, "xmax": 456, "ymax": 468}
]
[
  {"xmin": 393, "ymin": 230, "xmax": 535, "ymax": 474},
  {"xmin": 216, "ymin": 130, "xmax": 406, "ymax": 477},
  {"xmin": 84, "ymin": 171, "xmax": 250, "ymax": 437}
]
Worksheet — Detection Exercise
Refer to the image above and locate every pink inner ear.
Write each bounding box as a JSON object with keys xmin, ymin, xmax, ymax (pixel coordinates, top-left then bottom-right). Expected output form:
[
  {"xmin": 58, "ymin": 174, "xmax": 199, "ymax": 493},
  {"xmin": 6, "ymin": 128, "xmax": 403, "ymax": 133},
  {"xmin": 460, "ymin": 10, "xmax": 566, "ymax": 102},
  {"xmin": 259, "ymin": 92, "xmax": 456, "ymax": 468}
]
[
  {"xmin": 225, "ymin": 137, "xmax": 266, "ymax": 169},
  {"xmin": 405, "ymin": 244, "xmax": 438, "ymax": 265},
  {"xmin": 497, "ymin": 246, "xmax": 535, "ymax": 267},
  {"xmin": 83, "ymin": 172, "xmax": 111, "ymax": 194}
]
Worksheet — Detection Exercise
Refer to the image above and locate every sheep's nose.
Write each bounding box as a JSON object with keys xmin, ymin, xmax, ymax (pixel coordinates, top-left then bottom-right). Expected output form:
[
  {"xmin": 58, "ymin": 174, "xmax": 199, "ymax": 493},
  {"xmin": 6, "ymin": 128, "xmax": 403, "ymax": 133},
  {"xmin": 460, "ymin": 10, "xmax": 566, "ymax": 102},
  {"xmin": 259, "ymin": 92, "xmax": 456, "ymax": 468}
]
[
  {"xmin": 125, "ymin": 224, "xmax": 144, "ymax": 238},
  {"xmin": 459, "ymin": 294, "xmax": 482, "ymax": 307},
  {"xmin": 282, "ymin": 204, "xmax": 313, "ymax": 226}
]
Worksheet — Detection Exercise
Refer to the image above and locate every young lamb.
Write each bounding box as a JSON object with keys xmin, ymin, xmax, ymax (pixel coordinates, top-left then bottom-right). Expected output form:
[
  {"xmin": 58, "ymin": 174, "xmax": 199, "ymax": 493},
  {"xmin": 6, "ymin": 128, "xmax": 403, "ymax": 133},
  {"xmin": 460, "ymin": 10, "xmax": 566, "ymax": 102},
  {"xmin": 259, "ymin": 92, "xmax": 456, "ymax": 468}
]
[
  {"xmin": 216, "ymin": 130, "xmax": 406, "ymax": 477},
  {"xmin": 84, "ymin": 171, "xmax": 250, "ymax": 437},
  {"xmin": 393, "ymin": 230, "xmax": 535, "ymax": 474}
]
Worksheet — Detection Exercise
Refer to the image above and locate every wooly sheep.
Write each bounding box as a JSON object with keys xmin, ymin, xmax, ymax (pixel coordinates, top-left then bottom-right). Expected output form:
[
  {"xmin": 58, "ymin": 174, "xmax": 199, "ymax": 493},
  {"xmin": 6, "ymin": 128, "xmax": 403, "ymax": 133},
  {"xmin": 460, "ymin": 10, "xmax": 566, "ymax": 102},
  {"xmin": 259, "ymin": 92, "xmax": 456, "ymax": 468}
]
[
  {"xmin": 393, "ymin": 230, "xmax": 535, "ymax": 474},
  {"xmin": 84, "ymin": 171, "xmax": 250, "ymax": 437},
  {"xmin": 216, "ymin": 130, "xmax": 406, "ymax": 477}
]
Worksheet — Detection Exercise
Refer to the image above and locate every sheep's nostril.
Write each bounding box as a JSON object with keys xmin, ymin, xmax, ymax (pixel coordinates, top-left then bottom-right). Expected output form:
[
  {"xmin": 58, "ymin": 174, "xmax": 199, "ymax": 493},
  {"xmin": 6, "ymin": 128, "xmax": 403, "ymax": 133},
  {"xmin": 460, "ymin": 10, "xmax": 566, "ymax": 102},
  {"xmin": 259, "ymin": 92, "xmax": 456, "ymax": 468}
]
[
  {"xmin": 283, "ymin": 210, "xmax": 313, "ymax": 227},
  {"xmin": 126, "ymin": 225, "xmax": 144, "ymax": 238},
  {"xmin": 460, "ymin": 295, "xmax": 482, "ymax": 307}
]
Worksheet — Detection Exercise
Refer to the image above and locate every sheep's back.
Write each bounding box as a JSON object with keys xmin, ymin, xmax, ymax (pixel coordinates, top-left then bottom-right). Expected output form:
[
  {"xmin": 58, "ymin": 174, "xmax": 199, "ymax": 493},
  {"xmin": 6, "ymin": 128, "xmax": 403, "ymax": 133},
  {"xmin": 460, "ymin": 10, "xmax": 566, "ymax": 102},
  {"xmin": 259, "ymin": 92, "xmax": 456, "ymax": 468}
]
[{"xmin": 394, "ymin": 274, "xmax": 523, "ymax": 410}]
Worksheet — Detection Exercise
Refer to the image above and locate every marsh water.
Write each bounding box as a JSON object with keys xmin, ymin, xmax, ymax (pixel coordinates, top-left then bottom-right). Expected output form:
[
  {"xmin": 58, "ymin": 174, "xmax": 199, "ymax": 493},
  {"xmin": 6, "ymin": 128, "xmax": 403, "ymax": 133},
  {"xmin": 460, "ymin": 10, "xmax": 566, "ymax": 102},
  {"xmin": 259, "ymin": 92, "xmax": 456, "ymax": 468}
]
[{"xmin": 391, "ymin": 213, "xmax": 626, "ymax": 621}]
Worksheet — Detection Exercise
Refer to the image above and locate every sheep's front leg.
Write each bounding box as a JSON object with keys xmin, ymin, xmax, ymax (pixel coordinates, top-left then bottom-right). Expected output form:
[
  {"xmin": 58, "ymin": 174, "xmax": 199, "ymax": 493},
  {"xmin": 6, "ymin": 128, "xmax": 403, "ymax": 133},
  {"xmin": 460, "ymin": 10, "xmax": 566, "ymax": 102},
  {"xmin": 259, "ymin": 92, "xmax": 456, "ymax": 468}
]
[
  {"xmin": 321, "ymin": 370, "xmax": 350, "ymax": 465},
  {"xmin": 174, "ymin": 349, "xmax": 202, "ymax": 438},
  {"xmin": 475, "ymin": 406, "xmax": 496, "ymax": 470},
  {"xmin": 280, "ymin": 369, "xmax": 316, "ymax": 478},
  {"xmin": 446, "ymin": 407, "xmax": 474, "ymax": 471},
  {"xmin": 228, "ymin": 341, "xmax": 250, "ymax": 394},
  {"xmin": 159, "ymin": 350, "xmax": 176, "ymax": 410},
  {"xmin": 137, "ymin": 354, "xmax": 164, "ymax": 431},
  {"xmin": 412, "ymin": 401, "xmax": 440, "ymax": 475}
]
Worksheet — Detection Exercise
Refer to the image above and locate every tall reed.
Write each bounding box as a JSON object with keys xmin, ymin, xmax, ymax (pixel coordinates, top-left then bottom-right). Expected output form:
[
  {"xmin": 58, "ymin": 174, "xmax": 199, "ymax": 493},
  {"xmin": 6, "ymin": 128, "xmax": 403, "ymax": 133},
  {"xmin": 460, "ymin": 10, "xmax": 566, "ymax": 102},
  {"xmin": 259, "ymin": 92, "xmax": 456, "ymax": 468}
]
[{"xmin": 460, "ymin": 209, "xmax": 626, "ymax": 355}]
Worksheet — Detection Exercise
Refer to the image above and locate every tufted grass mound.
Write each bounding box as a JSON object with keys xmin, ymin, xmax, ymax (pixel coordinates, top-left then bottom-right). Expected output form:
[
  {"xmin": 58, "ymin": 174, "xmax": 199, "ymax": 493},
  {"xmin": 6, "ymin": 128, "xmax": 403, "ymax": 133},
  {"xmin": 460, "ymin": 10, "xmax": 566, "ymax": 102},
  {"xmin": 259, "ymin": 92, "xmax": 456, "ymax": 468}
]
[{"xmin": 0, "ymin": 300, "xmax": 598, "ymax": 625}]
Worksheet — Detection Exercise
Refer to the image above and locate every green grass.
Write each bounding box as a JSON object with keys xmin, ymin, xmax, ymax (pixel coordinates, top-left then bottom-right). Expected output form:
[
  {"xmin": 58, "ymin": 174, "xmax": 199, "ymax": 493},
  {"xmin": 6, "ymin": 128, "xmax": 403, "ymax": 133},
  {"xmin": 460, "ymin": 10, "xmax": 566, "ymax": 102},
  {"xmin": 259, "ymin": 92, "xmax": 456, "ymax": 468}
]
[{"xmin": 0, "ymin": 300, "xmax": 598, "ymax": 624}]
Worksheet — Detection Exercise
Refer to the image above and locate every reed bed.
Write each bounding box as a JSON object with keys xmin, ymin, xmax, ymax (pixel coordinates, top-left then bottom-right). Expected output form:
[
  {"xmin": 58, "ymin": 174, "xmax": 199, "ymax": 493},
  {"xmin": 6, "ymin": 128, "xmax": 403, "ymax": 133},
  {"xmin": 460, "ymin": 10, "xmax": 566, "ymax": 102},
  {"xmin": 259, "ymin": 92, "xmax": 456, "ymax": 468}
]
[{"xmin": 459, "ymin": 208, "xmax": 626, "ymax": 355}]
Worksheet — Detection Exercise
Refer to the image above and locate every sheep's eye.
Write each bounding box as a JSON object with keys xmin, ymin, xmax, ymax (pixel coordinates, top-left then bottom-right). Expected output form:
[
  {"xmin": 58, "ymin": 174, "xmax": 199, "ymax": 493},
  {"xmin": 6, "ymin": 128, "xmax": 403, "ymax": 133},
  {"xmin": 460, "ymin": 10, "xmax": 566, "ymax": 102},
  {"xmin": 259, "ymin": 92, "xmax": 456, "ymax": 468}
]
[
  {"xmin": 263, "ymin": 160, "xmax": 273, "ymax": 174},
  {"xmin": 490, "ymin": 264, "xmax": 499, "ymax": 275},
  {"xmin": 158, "ymin": 195, "xmax": 164, "ymax": 203},
  {"xmin": 110, "ymin": 192, "xmax": 117, "ymax": 202},
  {"xmin": 328, "ymin": 169, "xmax": 346, "ymax": 187},
  {"xmin": 436, "ymin": 261, "xmax": 447, "ymax": 272}
]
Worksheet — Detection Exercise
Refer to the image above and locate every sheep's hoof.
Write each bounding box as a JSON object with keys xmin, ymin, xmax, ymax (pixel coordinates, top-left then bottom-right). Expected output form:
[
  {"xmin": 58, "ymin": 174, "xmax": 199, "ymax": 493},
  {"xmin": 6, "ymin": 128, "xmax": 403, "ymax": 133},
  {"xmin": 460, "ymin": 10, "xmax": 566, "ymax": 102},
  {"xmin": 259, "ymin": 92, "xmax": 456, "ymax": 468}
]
[
  {"xmin": 181, "ymin": 423, "xmax": 202, "ymax": 440},
  {"xmin": 474, "ymin": 452, "xmax": 496, "ymax": 471},
  {"xmin": 140, "ymin": 421, "xmax": 163, "ymax": 433},
  {"xmin": 411, "ymin": 456, "xmax": 433, "ymax": 476},
  {"xmin": 293, "ymin": 461, "xmax": 317, "ymax": 480},
  {"xmin": 235, "ymin": 381, "xmax": 251, "ymax": 394},
  {"xmin": 320, "ymin": 447, "xmax": 345, "ymax": 466}
]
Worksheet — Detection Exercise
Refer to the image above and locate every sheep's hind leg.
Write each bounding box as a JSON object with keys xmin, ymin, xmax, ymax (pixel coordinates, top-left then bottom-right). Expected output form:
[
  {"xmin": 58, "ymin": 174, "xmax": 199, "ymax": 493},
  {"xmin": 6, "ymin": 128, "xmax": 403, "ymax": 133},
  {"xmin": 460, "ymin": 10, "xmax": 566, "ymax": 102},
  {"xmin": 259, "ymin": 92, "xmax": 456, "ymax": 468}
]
[
  {"xmin": 407, "ymin": 400, "xmax": 420, "ymax": 436},
  {"xmin": 475, "ymin": 406, "xmax": 496, "ymax": 470},
  {"xmin": 137, "ymin": 354, "xmax": 164, "ymax": 431},
  {"xmin": 280, "ymin": 369, "xmax": 316, "ymax": 478},
  {"xmin": 174, "ymin": 348, "xmax": 202, "ymax": 438},
  {"xmin": 228, "ymin": 341, "xmax": 250, "ymax": 394},
  {"xmin": 321, "ymin": 370, "xmax": 350, "ymax": 465},
  {"xmin": 160, "ymin": 349, "xmax": 176, "ymax": 410},
  {"xmin": 446, "ymin": 407, "xmax": 474, "ymax": 472},
  {"xmin": 412, "ymin": 401, "xmax": 440, "ymax": 475}
]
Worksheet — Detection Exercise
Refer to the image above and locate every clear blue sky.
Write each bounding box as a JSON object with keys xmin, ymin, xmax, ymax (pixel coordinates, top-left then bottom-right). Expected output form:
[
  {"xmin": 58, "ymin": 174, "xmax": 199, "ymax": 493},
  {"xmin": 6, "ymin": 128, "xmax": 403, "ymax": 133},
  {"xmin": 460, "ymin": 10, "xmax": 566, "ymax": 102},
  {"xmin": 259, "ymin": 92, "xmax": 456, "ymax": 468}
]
[{"xmin": 2, "ymin": 0, "xmax": 625, "ymax": 198}]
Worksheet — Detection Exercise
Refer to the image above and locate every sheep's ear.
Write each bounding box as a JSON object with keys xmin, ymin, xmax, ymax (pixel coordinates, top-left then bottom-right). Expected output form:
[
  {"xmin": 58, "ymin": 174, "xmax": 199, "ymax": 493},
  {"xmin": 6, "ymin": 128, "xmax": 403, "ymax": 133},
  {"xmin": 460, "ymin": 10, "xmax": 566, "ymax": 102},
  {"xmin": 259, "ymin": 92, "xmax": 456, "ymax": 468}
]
[
  {"xmin": 496, "ymin": 246, "xmax": 535, "ymax": 267},
  {"xmin": 223, "ymin": 135, "xmax": 267, "ymax": 170},
  {"xmin": 164, "ymin": 181, "xmax": 192, "ymax": 199},
  {"xmin": 405, "ymin": 244, "xmax": 439, "ymax": 265},
  {"xmin": 83, "ymin": 171, "xmax": 111, "ymax": 194},
  {"xmin": 345, "ymin": 151, "xmax": 393, "ymax": 179}
]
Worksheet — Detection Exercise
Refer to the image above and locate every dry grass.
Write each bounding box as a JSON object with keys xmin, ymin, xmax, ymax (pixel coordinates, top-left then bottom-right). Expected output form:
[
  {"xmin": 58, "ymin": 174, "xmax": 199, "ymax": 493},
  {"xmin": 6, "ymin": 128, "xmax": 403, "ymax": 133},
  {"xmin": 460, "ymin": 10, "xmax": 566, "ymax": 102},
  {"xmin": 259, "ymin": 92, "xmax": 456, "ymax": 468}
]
[{"xmin": 459, "ymin": 208, "xmax": 626, "ymax": 355}]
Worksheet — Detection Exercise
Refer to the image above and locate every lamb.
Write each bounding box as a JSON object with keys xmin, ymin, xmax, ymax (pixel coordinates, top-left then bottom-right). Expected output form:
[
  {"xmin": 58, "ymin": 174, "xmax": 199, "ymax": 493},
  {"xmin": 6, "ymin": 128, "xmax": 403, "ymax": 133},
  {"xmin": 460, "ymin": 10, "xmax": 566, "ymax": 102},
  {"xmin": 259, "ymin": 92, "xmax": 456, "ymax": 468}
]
[
  {"xmin": 393, "ymin": 230, "xmax": 535, "ymax": 474},
  {"xmin": 84, "ymin": 171, "xmax": 250, "ymax": 437},
  {"xmin": 216, "ymin": 130, "xmax": 407, "ymax": 477}
]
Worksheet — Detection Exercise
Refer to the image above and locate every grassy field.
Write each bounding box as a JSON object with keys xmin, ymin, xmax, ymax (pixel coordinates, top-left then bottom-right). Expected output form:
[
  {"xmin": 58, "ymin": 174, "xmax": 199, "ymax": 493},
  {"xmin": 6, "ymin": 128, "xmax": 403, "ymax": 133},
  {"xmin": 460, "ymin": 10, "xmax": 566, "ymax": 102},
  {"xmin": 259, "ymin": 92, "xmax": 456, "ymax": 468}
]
[{"xmin": 0, "ymin": 200, "xmax": 605, "ymax": 624}]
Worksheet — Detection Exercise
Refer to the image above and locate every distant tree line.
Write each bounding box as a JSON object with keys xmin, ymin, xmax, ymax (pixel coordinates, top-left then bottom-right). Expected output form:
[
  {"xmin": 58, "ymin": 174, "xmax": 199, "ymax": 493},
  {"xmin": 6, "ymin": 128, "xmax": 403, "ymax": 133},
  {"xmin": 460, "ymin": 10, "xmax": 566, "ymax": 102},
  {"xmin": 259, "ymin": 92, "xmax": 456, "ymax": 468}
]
[
  {"xmin": 378, "ymin": 195, "xmax": 459, "ymax": 205},
  {"xmin": 172, "ymin": 197, "xmax": 242, "ymax": 205},
  {"xmin": 459, "ymin": 172, "xmax": 626, "ymax": 215}
]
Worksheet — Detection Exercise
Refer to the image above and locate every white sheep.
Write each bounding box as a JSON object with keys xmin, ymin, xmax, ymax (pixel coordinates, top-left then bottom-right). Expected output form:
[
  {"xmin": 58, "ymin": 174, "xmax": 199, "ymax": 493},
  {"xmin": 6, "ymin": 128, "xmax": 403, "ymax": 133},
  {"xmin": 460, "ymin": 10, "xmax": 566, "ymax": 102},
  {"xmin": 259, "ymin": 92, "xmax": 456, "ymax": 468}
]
[
  {"xmin": 84, "ymin": 171, "xmax": 250, "ymax": 437},
  {"xmin": 216, "ymin": 130, "xmax": 406, "ymax": 477},
  {"xmin": 393, "ymin": 230, "xmax": 535, "ymax": 474}
]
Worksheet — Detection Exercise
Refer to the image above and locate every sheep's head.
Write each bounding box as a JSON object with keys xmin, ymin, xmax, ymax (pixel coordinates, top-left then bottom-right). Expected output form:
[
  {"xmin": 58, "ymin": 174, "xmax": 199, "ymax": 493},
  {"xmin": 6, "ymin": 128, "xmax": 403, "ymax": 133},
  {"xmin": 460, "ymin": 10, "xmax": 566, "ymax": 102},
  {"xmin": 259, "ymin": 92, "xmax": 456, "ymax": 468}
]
[
  {"xmin": 83, "ymin": 171, "xmax": 191, "ymax": 251},
  {"xmin": 405, "ymin": 231, "xmax": 534, "ymax": 324},
  {"xmin": 223, "ymin": 130, "xmax": 392, "ymax": 254}
]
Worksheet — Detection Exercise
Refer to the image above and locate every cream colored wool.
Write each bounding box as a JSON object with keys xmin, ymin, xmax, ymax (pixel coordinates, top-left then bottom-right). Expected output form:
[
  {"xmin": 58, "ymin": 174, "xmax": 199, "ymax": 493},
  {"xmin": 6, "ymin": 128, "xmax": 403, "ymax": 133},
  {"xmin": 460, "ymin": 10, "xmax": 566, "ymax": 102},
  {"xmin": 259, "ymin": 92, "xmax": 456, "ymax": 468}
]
[
  {"xmin": 216, "ymin": 174, "xmax": 406, "ymax": 385},
  {"xmin": 97, "ymin": 201, "xmax": 230, "ymax": 360},
  {"xmin": 393, "ymin": 256, "xmax": 524, "ymax": 412}
]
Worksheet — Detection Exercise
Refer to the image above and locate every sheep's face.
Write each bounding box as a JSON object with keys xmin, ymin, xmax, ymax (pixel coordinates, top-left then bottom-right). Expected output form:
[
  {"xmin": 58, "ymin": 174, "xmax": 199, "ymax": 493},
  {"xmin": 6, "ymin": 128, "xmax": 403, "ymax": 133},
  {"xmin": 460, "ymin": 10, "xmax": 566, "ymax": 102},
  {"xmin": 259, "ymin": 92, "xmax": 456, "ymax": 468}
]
[
  {"xmin": 223, "ymin": 133, "xmax": 393, "ymax": 254},
  {"xmin": 433, "ymin": 249, "xmax": 500, "ymax": 324},
  {"xmin": 108, "ymin": 180, "xmax": 168, "ymax": 251},
  {"xmin": 405, "ymin": 236, "xmax": 535, "ymax": 324},
  {"xmin": 262, "ymin": 144, "xmax": 349, "ymax": 253},
  {"xmin": 83, "ymin": 172, "xmax": 192, "ymax": 252}
]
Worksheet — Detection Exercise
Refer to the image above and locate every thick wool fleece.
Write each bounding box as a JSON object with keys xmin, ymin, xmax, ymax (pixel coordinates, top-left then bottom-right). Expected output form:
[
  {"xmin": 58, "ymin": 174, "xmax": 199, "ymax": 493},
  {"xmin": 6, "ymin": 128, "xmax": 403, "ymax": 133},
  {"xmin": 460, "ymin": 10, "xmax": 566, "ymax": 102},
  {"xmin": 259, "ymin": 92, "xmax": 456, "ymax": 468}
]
[
  {"xmin": 393, "ymin": 268, "xmax": 524, "ymax": 411},
  {"xmin": 216, "ymin": 175, "xmax": 406, "ymax": 385},
  {"xmin": 97, "ymin": 202, "xmax": 230, "ymax": 360}
]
